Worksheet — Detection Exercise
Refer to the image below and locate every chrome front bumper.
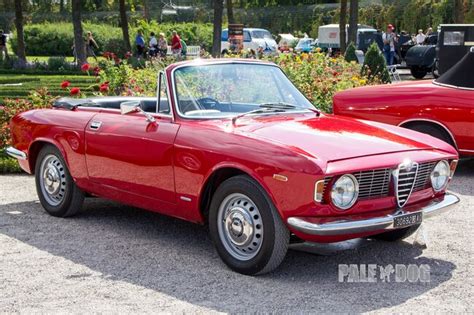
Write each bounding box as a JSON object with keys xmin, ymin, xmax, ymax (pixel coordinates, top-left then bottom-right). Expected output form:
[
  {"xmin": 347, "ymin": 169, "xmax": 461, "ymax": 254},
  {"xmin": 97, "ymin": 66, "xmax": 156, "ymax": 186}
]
[
  {"xmin": 287, "ymin": 193, "xmax": 460, "ymax": 236},
  {"xmin": 5, "ymin": 146, "xmax": 27, "ymax": 160}
]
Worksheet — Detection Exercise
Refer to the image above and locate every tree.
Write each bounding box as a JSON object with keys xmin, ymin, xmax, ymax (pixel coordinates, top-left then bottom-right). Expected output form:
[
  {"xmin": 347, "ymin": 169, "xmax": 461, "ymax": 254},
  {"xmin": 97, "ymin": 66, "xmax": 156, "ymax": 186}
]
[
  {"xmin": 71, "ymin": 0, "xmax": 86, "ymax": 65},
  {"xmin": 227, "ymin": 0, "xmax": 234, "ymax": 24},
  {"xmin": 453, "ymin": 0, "xmax": 465, "ymax": 23},
  {"xmin": 212, "ymin": 0, "xmax": 223, "ymax": 57},
  {"xmin": 119, "ymin": 0, "xmax": 132, "ymax": 52},
  {"xmin": 339, "ymin": 0, "xmax": 348, "ymax": 54},
  {"xmin": 14, "ymin": 0, "xmax": 26, "ymax": 66},
  {"xmin": 344, "ymin": 42, "xmax": 358, "ymax": 63},
  {"xmin": 348, "ymin": 0, "xmax": 358, "ymax": 45},
  {"xmin": 361, "ymin": 42, "xmax": 390, "ymax": 84}
]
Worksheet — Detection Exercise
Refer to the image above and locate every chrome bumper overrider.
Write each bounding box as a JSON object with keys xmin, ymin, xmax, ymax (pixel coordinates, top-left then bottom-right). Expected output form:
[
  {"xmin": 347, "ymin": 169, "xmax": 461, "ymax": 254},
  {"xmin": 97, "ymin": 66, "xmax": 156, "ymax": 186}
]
[
  {"xmin": 5, "ymin": 146, "xmax": 27, "ymax": 160},
  {"xmin": 287, "ymin": 193, "xmax": 460, "ymax": 236}
]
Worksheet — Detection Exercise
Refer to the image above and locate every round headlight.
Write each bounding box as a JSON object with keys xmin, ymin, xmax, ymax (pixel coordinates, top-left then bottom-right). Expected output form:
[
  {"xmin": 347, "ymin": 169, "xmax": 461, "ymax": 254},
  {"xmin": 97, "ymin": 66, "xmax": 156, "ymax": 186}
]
[
  {"xmin": 431, "ymin": 160, "xmax": 450, "ymax": 192},
  {"xmin": 331, "ymin": 174, "xmax": 359, "ymax": 210}
]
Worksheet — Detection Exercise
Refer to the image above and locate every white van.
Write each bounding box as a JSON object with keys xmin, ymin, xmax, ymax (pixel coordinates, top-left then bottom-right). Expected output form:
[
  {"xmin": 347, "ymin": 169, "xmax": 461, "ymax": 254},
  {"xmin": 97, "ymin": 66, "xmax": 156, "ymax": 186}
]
[
  {"xmin": 221, "ymin": 28, "xmax": 278, "ymax": 54},
  {"xmin": 317, "ymin": 24, "xmax": 377, "ymax": 49}
]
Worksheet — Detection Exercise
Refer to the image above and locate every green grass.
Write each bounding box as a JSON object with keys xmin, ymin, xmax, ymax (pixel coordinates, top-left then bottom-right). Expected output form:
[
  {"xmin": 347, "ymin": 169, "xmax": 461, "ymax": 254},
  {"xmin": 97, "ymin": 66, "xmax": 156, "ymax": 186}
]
[
  {"xmin": 0, "ymin": 154, "xmax": 22, "ymax": 174},
  {"xmin": 0, "ymin": 73, "xmax": 98, "ymax": 103}
]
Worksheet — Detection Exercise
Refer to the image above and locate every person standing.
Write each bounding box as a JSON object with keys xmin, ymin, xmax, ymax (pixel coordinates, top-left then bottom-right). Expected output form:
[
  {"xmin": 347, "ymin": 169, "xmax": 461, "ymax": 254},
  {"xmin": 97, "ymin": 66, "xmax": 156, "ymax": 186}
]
[
  {"xmin": 158, "ymin": 33, "xmax": 168, "ymax": 57},
  {"xmin": 0, "ymin": 30, "xmax": 9, "ymax": 60},
  {"xmin": 382, "ymin": 24, "xmax": 397, "ymax": 66},
  {"xmin": 148, "ymin": 32, "xmax": 158, "ymax": 58},
  {"xmin": 135, "ymin": 30, "xmax": 145, "ymax": 58},
  {"xmin": 86, "ymin": 31, "xmax": 99, "ymax": 62},
  {"xmin": 426, "ymin": 27, "xmax": 433, "ymax": 36},
  {"xmin": 416, "ymin": 29, "xmax": 426, "ymax": 45},
  {"xmin": 171, "ymin": 31, "xmax": 182, "ymax": 60}
]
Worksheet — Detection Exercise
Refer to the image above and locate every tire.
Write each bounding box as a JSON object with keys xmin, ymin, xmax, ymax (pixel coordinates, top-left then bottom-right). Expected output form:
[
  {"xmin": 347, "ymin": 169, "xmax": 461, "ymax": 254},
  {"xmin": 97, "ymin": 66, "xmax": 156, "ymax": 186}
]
[
  {"xmin": 35, "ymin": 144, "xmax": 85, "ymax": 217},
  {"xmin": 208, "ymin": 175, "xmax": 289, "ymax": 275},
  {"xmin": 405, "ymin": 123, "xmax": 455, "ymax": 147},
  {"xmin": 370, "ymin": 224, "xmax": 420, "ymax": 242},
  {"xmin": 410, "ymin": 66, "xmax": 427, "ymax": 79}
]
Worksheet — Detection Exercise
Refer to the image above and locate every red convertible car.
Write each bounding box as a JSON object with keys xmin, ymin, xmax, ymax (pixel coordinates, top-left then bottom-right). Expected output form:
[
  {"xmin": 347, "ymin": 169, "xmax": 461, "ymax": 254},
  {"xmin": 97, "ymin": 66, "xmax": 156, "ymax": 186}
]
[
  {"xmin": 333, "ymin": 49, "xmax": 474, "ymax": 156},
  {"xmin": 7, "ymin": 59, "xmax": 459, "ymax": 275}
]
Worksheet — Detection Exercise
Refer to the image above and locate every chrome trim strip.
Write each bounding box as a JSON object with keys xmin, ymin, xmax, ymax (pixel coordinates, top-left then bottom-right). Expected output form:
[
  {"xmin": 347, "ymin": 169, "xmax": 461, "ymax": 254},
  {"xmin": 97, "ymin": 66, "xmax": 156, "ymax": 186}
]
[
  {"xmin": 432, "ymin": 80, "xmax": 474, "ymax": 91},
  {"xmin": 398, "ymin": 118, "xmax": 458, "ymax": 150},
  {"xmin": 5, "ymin": 146, "xmax": 27, "ymax": 160},
  {"xmin": 180, "ymin": 196, "xmax": 192, "ymax": 202},
  {"xmin": 287, "ymin": 193, "xmax": 460, "ymax": 236}
]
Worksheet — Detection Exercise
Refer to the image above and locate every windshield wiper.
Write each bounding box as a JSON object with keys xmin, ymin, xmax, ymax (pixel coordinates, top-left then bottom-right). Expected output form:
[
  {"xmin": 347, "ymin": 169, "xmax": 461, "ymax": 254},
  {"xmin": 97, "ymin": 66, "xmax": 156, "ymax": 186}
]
[
  {"xmin": 231, "ymin": 107, "xmax": 286, "ymax": 125},
  {"xmin": 259, "ymin": 102, "xmax": 297, "ymax": 110}
]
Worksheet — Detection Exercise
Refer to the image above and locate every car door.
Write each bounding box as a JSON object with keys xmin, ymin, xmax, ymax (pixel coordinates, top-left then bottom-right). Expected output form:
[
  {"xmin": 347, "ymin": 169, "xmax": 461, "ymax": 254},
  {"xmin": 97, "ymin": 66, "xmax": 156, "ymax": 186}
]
[{"xmin": 85, "ymin": 73, "xmax": 179, "ymax": 206}]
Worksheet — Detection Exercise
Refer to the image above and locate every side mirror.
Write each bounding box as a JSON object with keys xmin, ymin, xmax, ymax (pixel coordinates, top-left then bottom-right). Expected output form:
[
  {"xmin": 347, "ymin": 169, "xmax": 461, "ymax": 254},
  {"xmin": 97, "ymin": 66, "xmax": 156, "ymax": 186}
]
[
  {"xmin": 120, "ymin": 101, "xmax": 140, "ymax": 115},
  {"xmin": 120, "ymin": 101, "xmax": 156, "ymax": 123}
]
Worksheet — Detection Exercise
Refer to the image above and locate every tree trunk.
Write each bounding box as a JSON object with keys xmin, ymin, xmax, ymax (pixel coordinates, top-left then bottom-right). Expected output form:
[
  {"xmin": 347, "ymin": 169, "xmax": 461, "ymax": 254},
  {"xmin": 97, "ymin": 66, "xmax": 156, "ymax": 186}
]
[
  {"xmin": 71, "ymin": 0, "xmax": 86, "ymax": 65},
  {"xmin": 59, "ymin": 0, "xmax": 65, "ymax": 14},
  {"xmin": 14, "ymin": 0, "xmax": 26, "ymax": 66},
  {"xmin": 453, "ymin": 0, "xmax": 465, "ymax": 23},
  {"xmin": 339, "ymin": 0, "xmax": 348, "ymax": 53},
  {"xmin": 119, "ymin": 0, "xmax": 132, "ymax": 52},
  {"xmin": 143, "ymin": 0, "xmax": 150, "ymax": 22},
  {"xmin": 212, "ymin": 0, "xmax": 223, "ymax": 57},
  {"xmin": 226, "ymin": 0, "xmax": 234, "ymax": 24},
  {"xmin": 348, "ymin": 0, "xmax": 358, "ymax": 46}
]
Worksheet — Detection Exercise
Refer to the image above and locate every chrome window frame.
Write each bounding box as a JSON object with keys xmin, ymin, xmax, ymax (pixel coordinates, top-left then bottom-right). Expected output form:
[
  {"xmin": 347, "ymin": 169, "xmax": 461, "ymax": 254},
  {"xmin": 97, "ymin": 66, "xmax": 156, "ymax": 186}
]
[{"xmin": 169, "ymin": 60, "xmax": 315, "ymax": 120}]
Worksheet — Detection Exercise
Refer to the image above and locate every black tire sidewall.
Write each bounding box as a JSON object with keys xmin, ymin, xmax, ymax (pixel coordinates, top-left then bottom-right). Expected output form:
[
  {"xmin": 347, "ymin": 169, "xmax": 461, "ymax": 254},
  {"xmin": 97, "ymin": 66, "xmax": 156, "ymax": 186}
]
[
  {"xmin": 208, "ymin": 176, "xmax": 278, "ymax": 275},
  {"xmin": 35, "ymin": 145, "xmax": 77, "ymax": 217}
]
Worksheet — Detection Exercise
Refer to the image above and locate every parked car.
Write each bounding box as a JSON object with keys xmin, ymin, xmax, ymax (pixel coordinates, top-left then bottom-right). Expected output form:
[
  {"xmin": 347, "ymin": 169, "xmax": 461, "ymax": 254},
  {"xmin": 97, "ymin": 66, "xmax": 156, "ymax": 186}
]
[
  {"xmin": 333, "ymin": 49, "xmax": 474, "ymax": 157},
  {"xmin": 7, "ymin": 59, "xmax": 459, "ymax": 275},
  {"xmin": 404, "ymin": 33, "xmax": 438, "ymax": 79},
  {"xmin": 221, "ymin": 28, "xmax": 277, "ymax": 55},
  {"xmin": 294, "ymin": 37, "xmax": 315, "ymax": 53},
  {"xmin": 437, "ymin": 24, "xmax": 474, "ymax": 74}
]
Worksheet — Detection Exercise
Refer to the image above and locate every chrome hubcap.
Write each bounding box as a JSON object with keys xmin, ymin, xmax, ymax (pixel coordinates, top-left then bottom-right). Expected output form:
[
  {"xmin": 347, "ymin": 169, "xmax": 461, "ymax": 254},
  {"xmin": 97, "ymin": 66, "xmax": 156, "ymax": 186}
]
[
  {"xmin": 39, "ymin": 155, "xmax": 67, "ymax": 206},
  {"xmin": 218, "ymin": 193, "xmax": 263, "ymax": 261}
]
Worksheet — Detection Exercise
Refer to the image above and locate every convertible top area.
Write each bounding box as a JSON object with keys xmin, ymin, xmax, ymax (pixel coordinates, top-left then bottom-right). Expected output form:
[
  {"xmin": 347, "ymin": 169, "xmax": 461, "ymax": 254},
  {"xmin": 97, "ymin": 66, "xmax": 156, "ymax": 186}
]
[
  {"xmin": 53, "ymin": 96, "xmax": 170, "ymax": 113},
  {"xmin": 435, "ymin": 48, "xmax": 474, "ymax": 89}
]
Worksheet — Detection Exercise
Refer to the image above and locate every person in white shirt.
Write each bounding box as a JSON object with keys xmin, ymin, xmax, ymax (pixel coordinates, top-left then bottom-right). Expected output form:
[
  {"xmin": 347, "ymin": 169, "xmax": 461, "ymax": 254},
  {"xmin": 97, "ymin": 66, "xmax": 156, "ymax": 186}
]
[
  {"xmin": 148, "ymin": 32, "xmax": 158, "ymax": 57},
  {"xmin": 416, "ymin": 29, "xmax": 426, "ymax": 45},
  {"xmin": 382, "ymin": 24, "xmax": 397, "ymax": 65}
]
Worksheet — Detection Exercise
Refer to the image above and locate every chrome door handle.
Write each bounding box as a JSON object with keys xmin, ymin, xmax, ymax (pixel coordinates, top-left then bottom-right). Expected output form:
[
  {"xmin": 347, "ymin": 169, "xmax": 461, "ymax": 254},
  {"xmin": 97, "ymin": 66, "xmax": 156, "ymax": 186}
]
[{"xmin": 90, "ymin": 121, "xmax": 102, "ymax": 130}]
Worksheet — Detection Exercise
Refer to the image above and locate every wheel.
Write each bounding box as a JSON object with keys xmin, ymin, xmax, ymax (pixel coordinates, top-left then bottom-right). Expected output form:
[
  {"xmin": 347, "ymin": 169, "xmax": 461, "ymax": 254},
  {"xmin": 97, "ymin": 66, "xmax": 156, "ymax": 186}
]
[
  {"xmin": 405, "ymin": 123, "xmax": 455, "ymax": 147},
  {"xmin": 370, "ymin": 224, "xmax": 420, "ymax": 241},
  {"xmin": 410, "ymin": 66, "xmax": 428, "ymax": 79},
  {"xmin": 432, "ymin": 60, "xmax": 440, "ymax": 78},
  {"xmin": 208, "ymin": 175, "xmax": 289, "ymax": 275},
  {"xmin": 35, "ymin": 145, "xmax": 85, "ymax": 217}
]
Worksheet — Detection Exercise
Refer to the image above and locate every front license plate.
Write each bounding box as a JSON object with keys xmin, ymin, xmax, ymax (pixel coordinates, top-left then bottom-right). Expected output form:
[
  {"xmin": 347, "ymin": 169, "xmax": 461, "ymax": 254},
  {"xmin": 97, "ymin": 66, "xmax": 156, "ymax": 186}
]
[{"xmin": 393, "ymin": 212, "xmax": 423, "ymax": 228}]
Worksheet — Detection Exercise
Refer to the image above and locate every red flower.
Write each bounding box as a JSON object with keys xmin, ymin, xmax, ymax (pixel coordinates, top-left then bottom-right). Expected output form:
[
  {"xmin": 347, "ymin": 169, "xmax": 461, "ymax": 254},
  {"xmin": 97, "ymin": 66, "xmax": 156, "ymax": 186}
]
[
  {"xmin": 70, "ymin": 87, "xmax": 81, "ymax": 96},
  {"xmin": 114, "ymin": 57, "xmax": 121, "ymax": 65},
  {"xmin": 125, "ymin": 51, "xmax": 132, "ymax": 59},
  {"xmin": 93, "ymin": 66, "xmax": 101, "ymax": 76},
  {"xmin": 60, "ymin": 81, "xmax": 70, "ymax": 89},
  {"xmin": 99, "ymin": 83, "xmax": 109, "ymax": 92},
  {"xmin": 81, "ymin": 63, "xmax": 90, "ymax": 72}
]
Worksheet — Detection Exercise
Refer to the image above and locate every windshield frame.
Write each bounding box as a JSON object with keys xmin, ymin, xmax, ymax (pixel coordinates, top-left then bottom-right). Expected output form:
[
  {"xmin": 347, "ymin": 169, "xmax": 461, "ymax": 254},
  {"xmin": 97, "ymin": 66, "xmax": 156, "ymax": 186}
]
[{"xmin": 170, "ymin": 61, "xmax": 315, "ymax": 120}]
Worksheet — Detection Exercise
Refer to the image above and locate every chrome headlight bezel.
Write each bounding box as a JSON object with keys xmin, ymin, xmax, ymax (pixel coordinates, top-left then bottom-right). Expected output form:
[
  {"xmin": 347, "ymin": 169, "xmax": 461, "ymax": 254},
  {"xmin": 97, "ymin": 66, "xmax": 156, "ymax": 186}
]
[
  {"xmin": 331, "ymin": 174, "xmax": 359, "ymax": 210},
  {"xmin": 431, "ymin": 160, "xmax": 450, "ymax": 192}
]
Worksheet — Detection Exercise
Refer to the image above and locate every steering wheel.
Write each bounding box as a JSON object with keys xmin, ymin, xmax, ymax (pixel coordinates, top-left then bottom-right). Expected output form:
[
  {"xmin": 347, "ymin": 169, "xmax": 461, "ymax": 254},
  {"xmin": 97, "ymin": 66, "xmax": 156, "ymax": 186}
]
[{"xmin": 197, "ymin": 97, "xmax": 221, "ymax": 110}]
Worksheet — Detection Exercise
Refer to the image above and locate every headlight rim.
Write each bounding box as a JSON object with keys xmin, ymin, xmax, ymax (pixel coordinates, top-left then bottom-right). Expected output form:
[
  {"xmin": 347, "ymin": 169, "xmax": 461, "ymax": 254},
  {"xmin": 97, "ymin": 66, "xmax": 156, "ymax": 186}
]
[
  {"xmin": 431, "ymin": 160, "xmax": 450, "ymax": 192},
  {"xmin": 330, "ymin": 174, "xmax": 359, "ymax": 210}
]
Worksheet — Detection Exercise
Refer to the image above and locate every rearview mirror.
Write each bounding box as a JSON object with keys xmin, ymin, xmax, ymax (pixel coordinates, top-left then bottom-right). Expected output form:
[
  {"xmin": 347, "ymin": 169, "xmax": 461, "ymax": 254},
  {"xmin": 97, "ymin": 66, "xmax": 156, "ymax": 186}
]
[
  {"xmin": 120, "ymin": 101, "xmax": 140, "ymax": 115},
  {"xmin": 120, "ymin": 101, "xmax": 156, "ymax": 123}
]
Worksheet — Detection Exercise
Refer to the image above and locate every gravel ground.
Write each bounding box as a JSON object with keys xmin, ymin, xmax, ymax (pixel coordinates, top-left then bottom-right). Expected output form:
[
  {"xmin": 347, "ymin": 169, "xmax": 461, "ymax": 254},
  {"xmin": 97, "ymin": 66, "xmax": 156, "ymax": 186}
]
[{"xmin": 0, "ymin": 159, "xmax": 473, "ymax": 313}]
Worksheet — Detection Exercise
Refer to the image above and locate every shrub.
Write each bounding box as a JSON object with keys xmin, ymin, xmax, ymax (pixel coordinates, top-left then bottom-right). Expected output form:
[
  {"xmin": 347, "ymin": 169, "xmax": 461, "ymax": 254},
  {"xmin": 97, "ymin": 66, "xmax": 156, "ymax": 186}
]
[
  {"xmin": 47, "ymin": 56, "xmax": 72, "ymax": 71},
  {"xmin": 361, "ymin": 42, "xmax": 391, "ymax": 84},
  {"xmin": 11, "ymin": 22, "xmax": 213, "ymax": 57},
  {"xmin": 0, "ymin": 155, "xmax": 22, "ymax": 173},
  {"xmin": 344, "ymin": 42, "xmax": 358, "ymax": 63}
]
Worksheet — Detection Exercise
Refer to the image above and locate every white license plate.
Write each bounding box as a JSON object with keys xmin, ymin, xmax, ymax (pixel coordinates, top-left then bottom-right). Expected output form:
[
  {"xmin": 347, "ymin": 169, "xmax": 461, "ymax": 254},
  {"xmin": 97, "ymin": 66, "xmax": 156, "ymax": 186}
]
[{"xmin": 393, "ymin": 212, "xmax": 423, "ymax": 228}]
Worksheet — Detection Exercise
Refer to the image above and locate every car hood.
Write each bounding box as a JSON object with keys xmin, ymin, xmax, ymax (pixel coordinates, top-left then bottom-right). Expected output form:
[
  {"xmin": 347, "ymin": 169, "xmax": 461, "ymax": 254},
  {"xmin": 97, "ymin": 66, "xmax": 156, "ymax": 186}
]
[{"xmin": 234, "ymin": 113, "xmax": 449, "ymax": 162}]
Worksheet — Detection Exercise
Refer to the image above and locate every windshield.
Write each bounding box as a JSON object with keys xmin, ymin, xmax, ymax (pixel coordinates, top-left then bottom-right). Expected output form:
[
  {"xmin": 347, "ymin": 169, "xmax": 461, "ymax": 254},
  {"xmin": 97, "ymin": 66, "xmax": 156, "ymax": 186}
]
[
  {"xmin": 174, "ymin": 63, "xmax": 313, "ymax": 118},
  {"xmin": 296, "ymin": 39, "xmax": 313, "ymax": 47},
  {"xmin": 251, "ymin": 30, "xmax": 273, "ymax": 39}
]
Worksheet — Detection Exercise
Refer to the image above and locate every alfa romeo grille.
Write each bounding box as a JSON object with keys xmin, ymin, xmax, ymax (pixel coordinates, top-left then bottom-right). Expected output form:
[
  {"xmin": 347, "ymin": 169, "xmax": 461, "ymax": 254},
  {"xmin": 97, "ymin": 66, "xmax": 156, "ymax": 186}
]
[
  {"xmin": 395, "ymin": 162, "xmax": 419, "ymax": 207},
  {"xmin": 322, "ymin": 161, "xmax": 437, "ymax": 204}
]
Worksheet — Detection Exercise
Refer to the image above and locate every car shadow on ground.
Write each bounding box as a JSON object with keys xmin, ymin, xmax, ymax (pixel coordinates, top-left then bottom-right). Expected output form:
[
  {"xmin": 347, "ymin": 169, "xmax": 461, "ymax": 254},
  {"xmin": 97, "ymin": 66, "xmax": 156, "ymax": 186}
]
[{"xmin": 0, "ymin": 198, "xmax": 456, "ymax": 313}]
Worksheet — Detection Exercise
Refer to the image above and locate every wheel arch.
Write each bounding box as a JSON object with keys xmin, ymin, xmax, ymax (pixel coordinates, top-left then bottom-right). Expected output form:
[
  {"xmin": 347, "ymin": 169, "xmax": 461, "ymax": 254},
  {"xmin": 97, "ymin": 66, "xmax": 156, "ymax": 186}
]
[
  {"xmin": 198, "ymin": 164, "xmax": 275, "ymax": 223},
  {"xmin": 28, "ymin": 139, "xmax": 68, "ymax": 174},
  {"xmin": 399, "ymin": 118, "xmax": 458, "ymax": 149}
]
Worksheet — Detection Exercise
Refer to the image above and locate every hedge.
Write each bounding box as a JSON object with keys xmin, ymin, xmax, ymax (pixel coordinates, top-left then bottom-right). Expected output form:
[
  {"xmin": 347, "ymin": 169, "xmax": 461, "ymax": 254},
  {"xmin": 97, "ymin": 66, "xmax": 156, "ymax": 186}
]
[{"xmin": 11, "ymin": 22, "xmax": 213, "ymax": 57}]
